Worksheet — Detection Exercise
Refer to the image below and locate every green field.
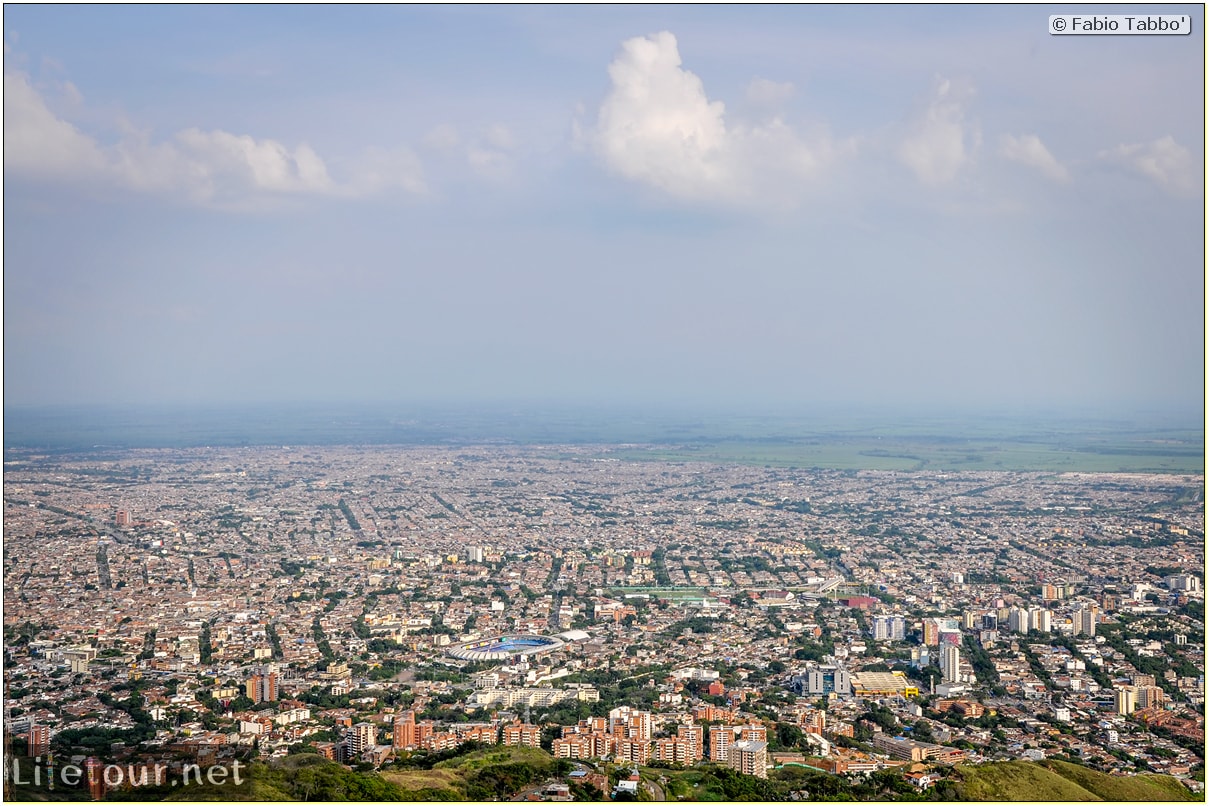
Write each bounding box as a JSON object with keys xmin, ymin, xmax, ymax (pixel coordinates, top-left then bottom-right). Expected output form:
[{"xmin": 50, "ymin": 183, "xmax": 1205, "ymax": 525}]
[{"xmin": 609, "ymin": 431, "xmax": 1204, "ymax": 474}]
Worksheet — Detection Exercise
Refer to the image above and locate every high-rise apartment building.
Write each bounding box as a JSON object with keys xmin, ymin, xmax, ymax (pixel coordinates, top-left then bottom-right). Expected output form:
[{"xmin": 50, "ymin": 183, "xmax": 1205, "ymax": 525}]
[
  {"xmin": 502, "ymin": 720, "xmax": 542, "ymax": 748},
  {"xmin": 1077, "ymin": 606, "xmax": 1099, "ymax": 637},
  {"xmin": 1028, "ymin": 608, "xmax": 1051, "ymax": 633},
  {"xmin": 393, "ymin": 711, "xmax": 417, "ymax": 750},
  {"xmin": 727, "ymin": 740, "xmax": 769, "ymax": 778},
  {"xmin": 709, "ymin": 724, "xmax": 733, "ymax": 762},
  {"xmin": 940, "ymin": 645, "xmax": 961, "ymax": 682},
  {"xmin": 872, "ymin": 616, "xmax": 905, "ymax": 641},
  {"xmin": 246, "ymin": 665, "xmax": 278, "ymax": 704},
  {"xmin": 1136, "ymin": 686, "xmax": 1165, "ymax": 709},
  {"xmin": 346, "ymin": 722, "xmax": 376, "ymax": 758},
  {"xmin": 28, "ymin": 724, "xmax": 49, "ymax": 757},
  {"xmin": 1114, "ymin": 686, "xmax": 1137, "ymax": 716}
]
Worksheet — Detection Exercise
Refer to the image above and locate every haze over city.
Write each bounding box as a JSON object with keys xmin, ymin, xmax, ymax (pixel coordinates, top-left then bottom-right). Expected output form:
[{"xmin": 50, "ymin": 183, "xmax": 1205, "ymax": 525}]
[{"xmin": 4, "ymin": 5, "xmax": 1203, "ymax": 416}]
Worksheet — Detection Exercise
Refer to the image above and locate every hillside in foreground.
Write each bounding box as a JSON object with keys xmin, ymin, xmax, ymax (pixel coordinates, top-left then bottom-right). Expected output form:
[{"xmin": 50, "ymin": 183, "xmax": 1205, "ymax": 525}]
[{"xmin": 952, "ymin": 759, "xmax": 1199, "ymax": 802}]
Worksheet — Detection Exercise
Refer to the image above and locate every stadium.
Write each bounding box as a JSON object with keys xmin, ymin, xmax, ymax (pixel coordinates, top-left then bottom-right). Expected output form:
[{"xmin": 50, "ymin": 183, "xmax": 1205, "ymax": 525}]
[{"xmin": 447, "ymin": 634, "xmax": 566, "ymax": 662}]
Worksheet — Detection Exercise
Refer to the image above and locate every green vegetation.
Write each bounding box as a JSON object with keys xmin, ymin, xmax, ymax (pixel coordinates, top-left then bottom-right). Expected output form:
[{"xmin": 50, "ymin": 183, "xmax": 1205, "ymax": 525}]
[
  {"xmin": 953, "ymin": 759, "xmax": 1199, "ymax": 802},
  {"xmin": 337, "ymin": 498, "xmax": 361, "ymax": 531},
  {"xmin": 312, "ymin": 616, "xmax": 335, "ymax": 661},
  {"xmin": 383, "ymin": 745, "xmax": 561, "ymax": 800}
]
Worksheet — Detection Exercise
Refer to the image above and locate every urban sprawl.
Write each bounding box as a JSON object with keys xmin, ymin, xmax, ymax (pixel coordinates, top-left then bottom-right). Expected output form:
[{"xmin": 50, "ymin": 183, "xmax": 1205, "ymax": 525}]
[{"xmin": 2, "ymin": 444, "xmax": 1204, "ymax": 799}]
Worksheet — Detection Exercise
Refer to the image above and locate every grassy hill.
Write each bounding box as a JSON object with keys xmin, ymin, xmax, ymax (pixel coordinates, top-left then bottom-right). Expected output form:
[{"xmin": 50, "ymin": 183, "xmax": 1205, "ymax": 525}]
[
  {"xmin": 383, "ymin": 745, "xmax": 562, "ymax": 800},
  {"xmin": 953, "ymin": 759, "xmax": 1198, "ymax": 801}
]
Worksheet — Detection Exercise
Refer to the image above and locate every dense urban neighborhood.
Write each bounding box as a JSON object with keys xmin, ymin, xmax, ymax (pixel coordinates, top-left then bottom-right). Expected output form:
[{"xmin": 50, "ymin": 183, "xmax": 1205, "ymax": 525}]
[{"xmin": 3, "ymin": 443, "xmax": 1204, "ymax": 800}]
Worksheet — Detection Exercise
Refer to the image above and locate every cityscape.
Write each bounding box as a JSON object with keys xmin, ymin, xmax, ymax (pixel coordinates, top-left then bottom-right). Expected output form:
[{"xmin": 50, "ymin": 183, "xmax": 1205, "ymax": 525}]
[
  {"xmin": 3, "ymin": 3, "xmax": 1204, "ymax": 801},
  {"xmin": 2, "ymin": 422, "xmax": 1204, "ymax": 800}
]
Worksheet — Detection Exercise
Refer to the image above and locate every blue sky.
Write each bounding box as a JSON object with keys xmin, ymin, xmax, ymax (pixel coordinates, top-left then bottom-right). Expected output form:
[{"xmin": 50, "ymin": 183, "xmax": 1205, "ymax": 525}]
[{"xmin": 4, "ymin": 5, "xmax": 1204, "ymax": 416}]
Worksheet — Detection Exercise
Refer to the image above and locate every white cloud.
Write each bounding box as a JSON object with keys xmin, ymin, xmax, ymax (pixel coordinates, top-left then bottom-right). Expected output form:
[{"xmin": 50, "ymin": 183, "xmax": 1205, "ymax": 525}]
[
  {"xmin": 898, "ymin": 77, "xmax": 977, "ymax": 185},
  {"xmin": 1000, "ymin": 134, "xmax": 1068, "ymax": 182},
  {"xmin": 1099, "ymin": 136, "xmax": 1198, "ymax": 196},
  {"xmin": 589, "ymin": 31, "xmax": 838, "ymax": 204},
  {"xmin": 3, "ymin": 64, "xmax": 425, "ymax": 208},
  {"xmin": 175, "ymin": 128, "xmax": 334, "ymax": 195},
  {"xmin": 746, "ymin": 77, "xmax": 795, "ymax": 108},
  {"xmin": 4, "ymin": 68, "xmax": 108, "ymax": 180}
]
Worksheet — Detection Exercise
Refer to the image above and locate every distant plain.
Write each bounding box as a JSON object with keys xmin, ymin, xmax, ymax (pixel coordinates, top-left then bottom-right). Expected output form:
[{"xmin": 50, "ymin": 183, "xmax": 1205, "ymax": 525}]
[{"xmin": 4, "ymin": 404, "xmax": 1202, "ymax": 474}]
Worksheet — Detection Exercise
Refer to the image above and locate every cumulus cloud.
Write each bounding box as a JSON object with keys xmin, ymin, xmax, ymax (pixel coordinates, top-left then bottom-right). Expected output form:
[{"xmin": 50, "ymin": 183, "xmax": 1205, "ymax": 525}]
[
  {"xmin": 1099, "ymin": 136, "xmax": 1198, "ymax": 196},
  {"xmin": 1000, "ymin": 134, "xmax": 1069, "ymax": 182},
  {"xmin": 3, "ymin": 65, "xmax": 425, "ymax": 208},
  {"xmin": 588, "ymin": 31, "xmax": 838, "ymax": 204},
  {"xmin": 4, "ymin": 68, "xmax": 108, "ymax": 179},
  {"xmin": 898, "ymin": 77, "xmax": 977, "ymax": 185}
]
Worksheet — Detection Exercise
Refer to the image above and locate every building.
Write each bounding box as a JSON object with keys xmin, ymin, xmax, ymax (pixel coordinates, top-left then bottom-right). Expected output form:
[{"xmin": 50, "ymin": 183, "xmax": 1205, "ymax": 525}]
[
  {"xmin": 608, "ymin": 707, "xmax": 652, "ymax": 742},
  {"xmin": 502, "ymin": 721, "xmax": 542, "ymax": 748},
  {"xmin": 1028, "ymin": 608, "xmax": 1051, "ymax": 633},
  {"xmin": 245, "ymin": 665, "xmax": 278, "ymax": 704},
  {"xmin": 28, "ymin": 724, "xmax": 49, "ymax": 757},
  {"xmin": 727, "ymin": 740, "xmax": 769, "ymax": 778},
  {"xmin": 873, "ymin": 734, "xmax": 965, "ymax": 764},
  {"xmin": 393, "ymin": 711, "xmax": 417, "ymax": 751},
  {"xmin": 739, "ymin": 723, "xmax": 767, "ymax": 743},
  {"xmin": 617, "ymin": 738, "xmax": 651, "ymax": 765},
  {"xmin": 1165, "ymin": 575, "xmax": 1201, "ymax": 592},
  {"xmin": 709, "ymin": 724, "xmax": 733, "ymax": 762},
  {"xmin": 940, "ymin": 645, "xmax": 961, "ymax": 682},
  {"xmin": 1007, "ymin": 608, "xmax": 1029, "ymax": 634},
  {"xmin": 1077, "ymin": 606, "xmax": 1099, "ymax": 637},
  {"xmin": 1114, "ymin": 686, "xmax": 1137, "ymax": 716},
  {"xmin": 872, "ymin": 616, "xmax": 905, "ymax": 642},
  {"xmin": 346, "ymin": 722, "xmax": 376, "ymax": 758},
  {"xmin": 677, "ymin": 724, "xmax": 704, "ymax": 761},
  {"xmin": 1136, "ymin": 685, "xmax": 1165, "ymax": 710},
  {"xmin": 923, "ymin": 617, "xmax": 960, "ymax": 646},
  {"xmin": 851, "ymin": 670, "xmax": 919, "ymax": 698},
  {"xmin": 652, "ymin": 737, "xmax": 690, "ymax": 764},
  {"xmin": 789, "ymin": 665, "xmax": 852, "ymax": 697}
]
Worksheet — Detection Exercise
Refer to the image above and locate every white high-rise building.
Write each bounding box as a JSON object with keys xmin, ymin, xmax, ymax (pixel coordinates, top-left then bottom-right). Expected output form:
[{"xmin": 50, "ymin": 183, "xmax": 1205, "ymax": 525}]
[
  {"xmin": 1166, "ymin": 575, "xmax": 1201, "ymax": 592},
  {"xmin": 1114, "ymin": 686, "xmax": 1137, "ymax": 716},
  {"xmin": 871, "ymin": 615, "xmax": 905, "ymax": 641},
  {"xmin": 940, "ymin": 645, "xmax": 961, "ymax": 682}
]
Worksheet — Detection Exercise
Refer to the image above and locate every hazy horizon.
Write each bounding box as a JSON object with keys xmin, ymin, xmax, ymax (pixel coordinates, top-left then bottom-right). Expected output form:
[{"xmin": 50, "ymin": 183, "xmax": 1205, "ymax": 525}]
[{"xmin": 4, "ymin": 6, "xmax": 1204, "ymax": 414}]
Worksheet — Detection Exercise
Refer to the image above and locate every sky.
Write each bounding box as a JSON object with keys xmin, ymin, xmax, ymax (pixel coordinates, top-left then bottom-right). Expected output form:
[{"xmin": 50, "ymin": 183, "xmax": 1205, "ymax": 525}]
[{"xmin": 4, "ymin": 5, "xmax": 1205, "ymax": 418}]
